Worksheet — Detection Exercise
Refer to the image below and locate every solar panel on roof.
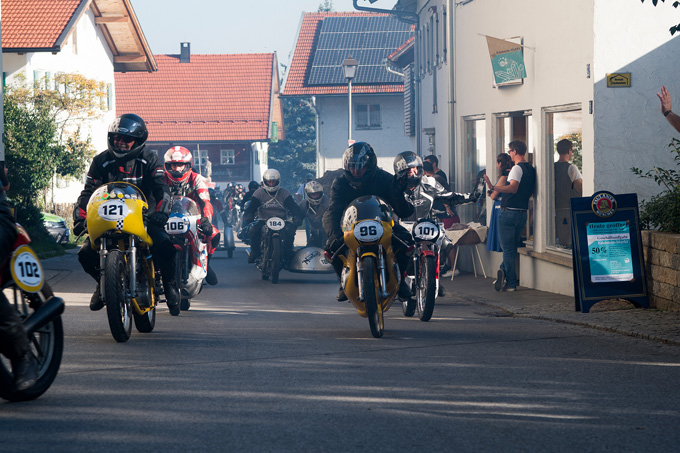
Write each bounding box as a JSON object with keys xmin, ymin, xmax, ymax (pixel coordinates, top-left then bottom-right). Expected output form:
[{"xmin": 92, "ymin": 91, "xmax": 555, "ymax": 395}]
[{"xmin": 307, "ymin": 15, "xmax": 413, "ymax": 86}]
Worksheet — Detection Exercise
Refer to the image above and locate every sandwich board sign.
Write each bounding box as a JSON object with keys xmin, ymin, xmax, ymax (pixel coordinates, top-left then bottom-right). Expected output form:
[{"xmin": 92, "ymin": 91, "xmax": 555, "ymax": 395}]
[{"xmin": 570, "ymin": 191, "xmax": 649, "ymax": 313}]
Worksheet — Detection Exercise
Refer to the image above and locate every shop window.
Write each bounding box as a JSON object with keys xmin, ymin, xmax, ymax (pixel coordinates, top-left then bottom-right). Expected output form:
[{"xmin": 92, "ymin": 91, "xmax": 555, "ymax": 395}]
[
  {"xmin": 459, "ymin": 117, "xmax": 487, "ymax": 224},
  {"xmin": 355, "ymin": 104, "xmax": 381, "ymax": 129},
  {"xmin": 496, "ymin": 111, "xmax": 534, "ymax": 246},
  {"xmin": 545, "ymin": 106, "xmax": 582, "ymax": 251}
]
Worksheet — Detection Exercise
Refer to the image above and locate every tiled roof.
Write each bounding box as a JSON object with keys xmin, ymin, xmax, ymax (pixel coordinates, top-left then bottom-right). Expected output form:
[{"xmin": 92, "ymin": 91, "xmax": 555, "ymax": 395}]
[
  {"xmin": 115, "ymin": 54, "xmax": 275, "ymax": 142},
  {"xmin": 283, "ymin": 12, "xmax": 405, "ymax": 97},
  {"xmin": 1, "ymin": 0, "xmax": 84, "ymax": 50}
]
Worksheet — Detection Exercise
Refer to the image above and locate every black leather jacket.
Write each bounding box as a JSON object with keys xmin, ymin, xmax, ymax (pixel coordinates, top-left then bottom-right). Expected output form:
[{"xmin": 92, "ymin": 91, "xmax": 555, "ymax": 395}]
[
  {"xmin": 76, "ymin": 147, "xmax": 170, "ymax": 215},
  {"xmin": 322, "ymin": 168, "xmax": 413, "ymax": 240}
]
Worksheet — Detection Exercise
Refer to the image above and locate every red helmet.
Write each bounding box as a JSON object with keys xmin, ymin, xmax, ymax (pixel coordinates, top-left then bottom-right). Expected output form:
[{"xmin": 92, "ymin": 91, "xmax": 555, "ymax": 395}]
[{"xmin": 164, "ymin": 146, "xmax": 193, "ymax": 183}]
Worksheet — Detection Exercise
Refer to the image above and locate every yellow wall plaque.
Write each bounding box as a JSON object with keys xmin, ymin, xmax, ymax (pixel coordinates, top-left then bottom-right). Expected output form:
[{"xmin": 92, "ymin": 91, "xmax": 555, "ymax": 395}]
[{"xmin": 606, "ymin": 73, "xmax": 631, "ymax": 87}]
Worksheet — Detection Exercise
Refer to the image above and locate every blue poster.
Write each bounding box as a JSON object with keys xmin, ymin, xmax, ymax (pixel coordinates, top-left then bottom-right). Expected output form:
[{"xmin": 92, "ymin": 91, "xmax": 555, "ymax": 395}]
[{"xmin": 586, "ymin": 221, "xmax": 633, "ymax": 283}]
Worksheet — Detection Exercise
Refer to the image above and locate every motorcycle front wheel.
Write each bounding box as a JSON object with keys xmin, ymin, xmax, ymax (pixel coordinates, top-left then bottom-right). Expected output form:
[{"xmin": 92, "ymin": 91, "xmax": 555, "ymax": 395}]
[
  {"xmin": 105, "ymin": 249, "xmax": 133, "ymax": 342},
  {"xmin": 270, "ymin": 236, "xmax": 281, "ymax": 284},
  {"xmin": 417, "ymin": 255, "xmax": 437, "ymax": 322},
  {"xmin": 362, "ymin": 256, "xmax": 384, "ymax": 338},
  {"xmin": 0, "ymin": 283, "xmax": 64, "ymax": 402}
]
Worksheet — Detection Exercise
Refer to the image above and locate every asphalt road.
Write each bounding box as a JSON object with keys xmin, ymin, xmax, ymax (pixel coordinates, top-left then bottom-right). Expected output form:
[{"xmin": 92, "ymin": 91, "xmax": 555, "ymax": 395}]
[{"xmin": 2, "ymin": 240, "xmax": 680, "ymax": 452}]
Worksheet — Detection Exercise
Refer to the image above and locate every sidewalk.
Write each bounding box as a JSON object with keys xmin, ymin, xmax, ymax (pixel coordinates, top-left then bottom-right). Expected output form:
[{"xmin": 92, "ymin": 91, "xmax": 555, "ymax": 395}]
[{"xmin": 440, "ymin": 273, "xmax": 680, "ymax": 346}]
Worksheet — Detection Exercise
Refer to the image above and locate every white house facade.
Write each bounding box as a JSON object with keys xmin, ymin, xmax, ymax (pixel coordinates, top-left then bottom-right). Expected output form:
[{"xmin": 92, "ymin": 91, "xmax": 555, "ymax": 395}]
[{"xmin": 373, "ymin": 0, "xmax": 680, "ymax": 296}]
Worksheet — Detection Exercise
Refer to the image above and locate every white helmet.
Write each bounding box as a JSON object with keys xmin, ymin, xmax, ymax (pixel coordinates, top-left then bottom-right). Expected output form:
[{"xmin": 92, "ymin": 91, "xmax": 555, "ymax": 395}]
[
  {"xmin": 262, "ymin": 169, "xmax": 281, "ymax": 193},
  {"xmin": 304, "ymin": 180, "xmax": 324, "ymax": 206}
]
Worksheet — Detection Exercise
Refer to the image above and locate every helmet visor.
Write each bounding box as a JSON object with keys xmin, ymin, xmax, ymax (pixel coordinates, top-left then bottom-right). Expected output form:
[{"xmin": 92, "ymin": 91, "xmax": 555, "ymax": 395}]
[
  {"xmin": 308, "ymin": 191, "xmax": 323, "ymax": 201},
  {"xmin": 264, "ymin": 179, "xmax": 278, "ymax": 187},
  {"xmin": 347, "ymin": 162, "xmax": 368, "ymax": 179}
]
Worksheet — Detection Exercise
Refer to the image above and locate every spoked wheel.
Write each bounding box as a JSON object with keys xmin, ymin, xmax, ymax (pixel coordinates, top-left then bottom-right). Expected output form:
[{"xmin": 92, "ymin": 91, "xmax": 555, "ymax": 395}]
[
  {"xmin": 362, "ymin": 256, "xmax": 384, "ymax": 338},
  {"xmin": 105, "ymin": 249, "xmax": 132, "ymax": 342},
  {"xmin": 133, "ymin": 307, "xmax": 156, "ymax": 333},
  {"xmin": 0, "ymin": 283, "xmax": 64, "ymax": 402},
  {"xmin": 416, "ymin": 255, "xmax": 437, "ymax": 322},
  {"xmin": 270, "ymin": 236, "xmax": 281, "ymax": 284}
]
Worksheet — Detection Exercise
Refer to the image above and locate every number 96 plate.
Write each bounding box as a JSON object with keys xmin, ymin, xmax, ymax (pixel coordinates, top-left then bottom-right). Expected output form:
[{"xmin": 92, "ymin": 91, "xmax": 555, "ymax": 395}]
[{"xmin": 354, "ymin": 220, "xmax": 384, "ymax": 243}]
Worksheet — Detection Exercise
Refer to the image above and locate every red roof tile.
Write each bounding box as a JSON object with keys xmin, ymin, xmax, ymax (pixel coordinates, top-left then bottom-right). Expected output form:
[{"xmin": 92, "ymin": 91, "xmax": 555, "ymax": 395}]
[
  {"xmin": 1, "ymin": 0, "xmax": 84, "ymax": 49},
  {"xmin": 115, "ymin": 54, "xmax": 276, "ymax": 142},
  {"xmin": 283, "ymin": 12, "xmax": 404, "ymax": 97}
]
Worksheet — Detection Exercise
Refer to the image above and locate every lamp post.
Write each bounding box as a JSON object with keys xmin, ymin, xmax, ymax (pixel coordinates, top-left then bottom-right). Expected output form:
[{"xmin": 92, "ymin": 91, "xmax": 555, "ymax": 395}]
[{"xmin": 341, "ymin": 55, "xmax": 358, "ymax": 143}]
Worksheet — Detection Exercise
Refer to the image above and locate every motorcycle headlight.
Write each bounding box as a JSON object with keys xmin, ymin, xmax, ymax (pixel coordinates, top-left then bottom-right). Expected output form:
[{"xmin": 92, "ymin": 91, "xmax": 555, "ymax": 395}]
[
  {"xmin": 412, "ymin": 219, "xmax": 439, "ymax": 242},
  {"xmin": 353, "ymin": 220, "xmax": 384, "ymax": 243}
]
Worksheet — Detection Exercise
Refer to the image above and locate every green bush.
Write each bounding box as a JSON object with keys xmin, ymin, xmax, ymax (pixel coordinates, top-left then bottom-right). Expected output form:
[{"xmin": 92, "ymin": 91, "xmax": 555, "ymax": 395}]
[{"xmin": 632, "ymin": 138, "xmax": 680, "ymax": 233}]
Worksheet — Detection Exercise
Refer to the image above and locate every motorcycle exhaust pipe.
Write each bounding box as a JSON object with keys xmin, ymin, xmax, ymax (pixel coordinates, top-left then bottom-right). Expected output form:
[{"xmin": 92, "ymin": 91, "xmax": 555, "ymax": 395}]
[{"xmin": 23, "ymin": 296, "xmax": 65, "ymax": 335}]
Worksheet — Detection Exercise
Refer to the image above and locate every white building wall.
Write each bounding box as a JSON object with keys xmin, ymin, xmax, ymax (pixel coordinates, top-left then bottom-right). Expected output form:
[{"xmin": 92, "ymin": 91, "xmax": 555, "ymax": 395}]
[
  {"xmin": 444, "ymin": 0, "xmax": 680, "ymax": 295},
  {"xmin": 2, "ymin": 8, "xmax": 117, "ymax": 204},
  {"xmin": 317, "ymin": 94, "xmax": 412, "ymax": 175}
]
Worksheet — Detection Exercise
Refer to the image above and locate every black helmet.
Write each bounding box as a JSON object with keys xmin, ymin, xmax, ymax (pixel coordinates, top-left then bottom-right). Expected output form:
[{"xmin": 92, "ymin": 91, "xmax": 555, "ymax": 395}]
[
  {"xmin": 342, "ymin": 142, "xmax": 377, "ymax": 188},
  {"xmin": 248, "ymin": 180, "xmax": 259, "ymax": 191},
  {"xmin": 107, "ymin": 113, "xmax": 148, "ymax": 160},
  {"xmin": 393, "ymin": 151, "xmax": 423, "ymax": 189}
]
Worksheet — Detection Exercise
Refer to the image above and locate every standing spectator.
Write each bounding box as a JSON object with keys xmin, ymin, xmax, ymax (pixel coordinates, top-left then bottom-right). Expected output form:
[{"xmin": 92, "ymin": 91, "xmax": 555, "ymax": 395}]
[
  {"xmin": 657, "ymin": 86, "xmax": 680, "ymax": 133},
  {"xmin": 554, "ymin": 139, "xmax": 583, "ymax": 248},
  {"xmin": 423, "ymin": 155, "xmax": 448, "ymax": 187},
  {"xmin": 485, "ymin": 153, "xmax": 513, "ymax": 253},
  {"xmin": 487, "ymin": 140, "xmax": 536, "ymax": 292}
]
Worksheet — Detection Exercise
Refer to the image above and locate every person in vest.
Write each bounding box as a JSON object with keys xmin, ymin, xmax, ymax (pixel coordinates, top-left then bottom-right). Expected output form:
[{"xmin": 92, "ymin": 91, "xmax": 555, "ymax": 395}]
[
  {"xmin": 243, "ymin": 169, "xmax": 303, "ymax": 264},
  {"xmin": 298, "ymin": 180, "xmax": 329, "ymax": 248},
  {"xmin": 554, "ymin": 139, "xmax": 583, "ymax": 248},
  {"xmin": 485, "ymin": 140, "xmax": 536, "ymax": 292}
]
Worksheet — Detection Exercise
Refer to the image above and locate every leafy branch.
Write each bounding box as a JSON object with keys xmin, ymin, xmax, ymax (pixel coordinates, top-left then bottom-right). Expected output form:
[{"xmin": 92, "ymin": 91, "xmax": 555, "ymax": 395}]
[{"xmin": 641, "ymin": 0, "xmax": 680, "ymax": 35}]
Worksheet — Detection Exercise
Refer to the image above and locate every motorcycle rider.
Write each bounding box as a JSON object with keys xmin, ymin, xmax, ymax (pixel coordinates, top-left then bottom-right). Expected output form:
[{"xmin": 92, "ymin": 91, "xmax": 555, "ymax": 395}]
[
  {"xmin": 243, "ymin": 169, "xmax": 303, "ymax": 264},
  {"xmin": 298, "ymin": 180, "xmax": 329, "ymax": 248},
  {"xmin": 163, "ymin": 146, "xmax": 219, "ymax": 285},
  {"xmin": 73, "ymin": 113, "xmax": 181, "ymax": 316},
  {"xmin": 393, "ymin": 151, "xmax": 476, "ymax": 293},
  {"xmin": 322, "ymin": 142, "xmax": 415, "ymax": 302},
  {"xmin": 240, "ymin": 180, "xmax": 260, "ymax": 210},
  {"xmin": 0, "ymin": 163, "xmax": 38, "ymax": 390}
]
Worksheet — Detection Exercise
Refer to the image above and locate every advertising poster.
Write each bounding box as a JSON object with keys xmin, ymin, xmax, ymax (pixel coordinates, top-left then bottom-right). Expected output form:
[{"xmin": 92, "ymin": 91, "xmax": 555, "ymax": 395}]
[{"xmin": 586, "ymin": 221, "xmax": 633, "ymax": 282}]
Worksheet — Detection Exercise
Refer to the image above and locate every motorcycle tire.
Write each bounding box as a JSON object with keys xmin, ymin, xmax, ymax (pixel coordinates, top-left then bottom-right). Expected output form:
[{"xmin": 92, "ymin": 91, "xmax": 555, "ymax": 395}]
[
  {"xmin": 227, "ymin": 249, "xmax": 233, "ymax": 259},
  {"xmin": 416, "ymin": 255, "xmax": 437, "ymax": 322},
  {"xmin": 362, "ymin": 256, "xmax": 384, "ymax": 338},
  {"xmin": 133, "ymin": 307, "xmax": 156, "ymax": 333},
  {"xmin": 0, "ymin": 283, "xmax": 64, "ymax": 402},
  {"xmin": 105, "ymin": 249, "xmax": 133, "ymax": 342},
  {"xmin": 180, "ymin": 299, "xmax": 190, "ymax": 310},
  {"xmin": 270, "ymin": 236, "xmax": 281, "ymax": 284}
]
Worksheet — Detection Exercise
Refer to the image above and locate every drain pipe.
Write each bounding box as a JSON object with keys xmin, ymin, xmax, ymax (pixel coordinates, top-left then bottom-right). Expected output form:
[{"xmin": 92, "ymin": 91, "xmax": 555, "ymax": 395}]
[{"xmin": 353, "ymin": 0, "xmax": 421, "ymax": 155}]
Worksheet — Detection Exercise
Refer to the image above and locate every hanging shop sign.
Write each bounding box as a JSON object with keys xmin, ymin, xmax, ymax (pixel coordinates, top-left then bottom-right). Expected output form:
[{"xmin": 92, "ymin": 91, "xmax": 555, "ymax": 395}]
[
  {"xmin": 570, "ymin": 191, "xmax": 649, "ymax": 313},
  {"xmin": 485, "ymin": 35, "xmax": 527, "ymax": 86}
]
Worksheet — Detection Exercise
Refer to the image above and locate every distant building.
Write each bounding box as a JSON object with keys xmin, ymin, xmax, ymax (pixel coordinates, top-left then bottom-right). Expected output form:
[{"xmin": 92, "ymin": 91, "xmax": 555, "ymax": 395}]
[
  {"xmin": 1, "ymin": 0, "xmax": 155, "ymax": 203},
  {"xmin": 115, "ymin": 43, "xmax": 284, "ymax": 189},
  {"xmin": 283, "ymin": 12, "xmax": 413, "ymax": 174}
]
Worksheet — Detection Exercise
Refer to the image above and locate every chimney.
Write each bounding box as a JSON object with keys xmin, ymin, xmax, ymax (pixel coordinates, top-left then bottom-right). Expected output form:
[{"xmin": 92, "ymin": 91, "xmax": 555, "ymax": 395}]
[{"xmin": 180, "ymin": 42, "xmax": 190, "ymax": 63}]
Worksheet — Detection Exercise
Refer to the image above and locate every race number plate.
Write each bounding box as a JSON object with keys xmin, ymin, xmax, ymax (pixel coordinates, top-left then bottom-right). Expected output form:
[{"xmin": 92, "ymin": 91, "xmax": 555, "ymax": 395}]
[
  {"xmin": 165, "ymin": 215, "xmax": 188, "ymax": 235},
  {"xmin": 10, "ymin": 245, "xmax": 44, "ymax": 293},
  {"xmin": 97, "ymin": 199, "xmax": 130, "ymax": 221},
  {"xmin": 412, "ymin": 220, "xmax": 439, "ymax": 241},
  {"xmin": 353, "ymin": 220, "xmax": 384, "ymax": 243},
  {"xmin": 266, "ymin": 217, "xmax": 285, "ymax": 231}
]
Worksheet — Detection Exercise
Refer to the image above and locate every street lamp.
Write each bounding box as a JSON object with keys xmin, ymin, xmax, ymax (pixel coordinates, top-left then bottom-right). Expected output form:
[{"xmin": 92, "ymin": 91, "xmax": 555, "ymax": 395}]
[{"xmin": 342, "ymin": 55, "xmax": 359, "ymax": 143}]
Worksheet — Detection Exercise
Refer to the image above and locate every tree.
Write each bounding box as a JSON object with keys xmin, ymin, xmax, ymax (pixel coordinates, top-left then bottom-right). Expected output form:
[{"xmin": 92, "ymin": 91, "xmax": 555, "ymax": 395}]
[
  {"xmin": 641, "ymin": 0, "xmax": 680, "ymax": 34},
  {"xmin": 3, "ymin": 73, "xmax": 104, "ymax": 233},
  {"xmin": 318, "ymin": 0, "xmax": 334, "ymax": 12},
  {"xmin": 268, "ymin": 97, "xmax": 316, "ymax": 192}
]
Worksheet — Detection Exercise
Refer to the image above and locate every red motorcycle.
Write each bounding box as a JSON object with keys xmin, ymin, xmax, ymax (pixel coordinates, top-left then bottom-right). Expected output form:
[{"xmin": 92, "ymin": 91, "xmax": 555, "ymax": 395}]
[{"xmin": 0, "ymin": 224, "xmax": 65, "ymax": 401}]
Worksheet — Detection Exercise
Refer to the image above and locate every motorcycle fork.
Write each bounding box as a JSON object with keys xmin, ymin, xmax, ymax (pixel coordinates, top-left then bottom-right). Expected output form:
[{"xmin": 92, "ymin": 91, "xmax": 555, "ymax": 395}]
[
  {"xmin": 98, "ymin": 242, "xmax": 109, "ymax": 302},
  {"xmin": 377, "ymin": 245, "xmax": 389, "ymax": 299}
]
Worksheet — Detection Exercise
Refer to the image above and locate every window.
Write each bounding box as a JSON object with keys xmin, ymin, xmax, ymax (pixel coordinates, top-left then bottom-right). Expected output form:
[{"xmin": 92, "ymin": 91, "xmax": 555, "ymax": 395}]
[
  {"xmin": 355, "ymin": 104, "xmax": 381, "ymax": 129},
  {"xmin": 460, "ymin": 117, "xmax": 487, "ymax": 225},
  {"xmin": 545, "ymin": 106, "xmax": 582, "ymax": 251},
  {"xmin": 221, "ymin": 149, "xmax": 235, "ymax": 165},
  {"xmin": 496, "ymin": 111, "xmax": 534, "ymax": 245},
  {"xmin": 193, "ymin": 149, "xmax": 208, "ymax": 175}
]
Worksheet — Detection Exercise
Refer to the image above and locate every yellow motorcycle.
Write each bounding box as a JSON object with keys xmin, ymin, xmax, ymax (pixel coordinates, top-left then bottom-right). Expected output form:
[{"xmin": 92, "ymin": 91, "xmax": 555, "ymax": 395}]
[
  {"xmin": 334, "ymin": 196, "xmax": 400, "ymax": 338},
  {"xmin": 86, "ymin": 182, "xmax": 158, "ymax": 342}
]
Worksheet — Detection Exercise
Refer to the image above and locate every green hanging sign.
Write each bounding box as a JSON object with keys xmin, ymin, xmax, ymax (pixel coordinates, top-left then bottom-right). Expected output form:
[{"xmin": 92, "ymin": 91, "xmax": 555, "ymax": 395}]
[{"xmin": 486, "ymin": 36, "xmax": 526, "ymax": 85}]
